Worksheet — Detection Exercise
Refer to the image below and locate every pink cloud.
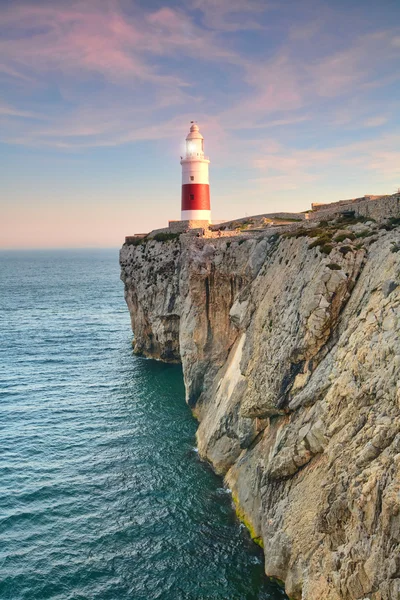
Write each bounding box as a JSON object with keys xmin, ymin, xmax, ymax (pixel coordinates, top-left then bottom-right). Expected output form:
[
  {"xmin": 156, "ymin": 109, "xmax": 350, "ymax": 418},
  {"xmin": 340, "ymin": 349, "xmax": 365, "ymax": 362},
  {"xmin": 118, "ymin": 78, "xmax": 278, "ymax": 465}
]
[
  {"xmin": 308, "ymin": 30, "xmax": 400, "ymax": 98},
  {"xmin": 144, "ymin": 6, "xmax": 242, "ymax": 64},
  {"xmin": 250, "ymin": 133, "xmax": 400, "ymax": 193},
  {"xmin": 215, "ymin": 25, "xmax": 400, "ymax": 139},
  {"xmin": 363, "ymin": 116, "xmax": 388, "ymax": 127},
  {"xmin": 0, "ymin": 0, "xmax": 245, "ymax": 90},
  {"xmin": 0, "ymin": 1, "xmax": 186, "ymax": 85},
  {"xmin": 1, "ymin": 0, "xmax": 400, "ymax": 156},
  {"xmin": 0, "ymin": 102, "xmax": 43, "ymax": 119}
]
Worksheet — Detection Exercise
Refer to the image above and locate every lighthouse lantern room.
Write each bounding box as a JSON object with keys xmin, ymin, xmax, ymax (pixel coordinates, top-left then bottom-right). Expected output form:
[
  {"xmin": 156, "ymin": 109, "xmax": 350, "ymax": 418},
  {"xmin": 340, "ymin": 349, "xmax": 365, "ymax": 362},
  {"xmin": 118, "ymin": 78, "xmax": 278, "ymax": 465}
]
[{"xmin": 180, "ymin": 122, "xmax": 211, "ymax": 222}]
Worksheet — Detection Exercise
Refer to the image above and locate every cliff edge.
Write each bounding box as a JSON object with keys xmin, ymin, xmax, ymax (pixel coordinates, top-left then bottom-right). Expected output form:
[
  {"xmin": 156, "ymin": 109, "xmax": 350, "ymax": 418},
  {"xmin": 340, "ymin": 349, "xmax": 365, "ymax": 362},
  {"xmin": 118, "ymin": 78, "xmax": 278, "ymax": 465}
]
[{"xmin": 120, "ymin": 201, "xmax": 400, "ymax": 600}]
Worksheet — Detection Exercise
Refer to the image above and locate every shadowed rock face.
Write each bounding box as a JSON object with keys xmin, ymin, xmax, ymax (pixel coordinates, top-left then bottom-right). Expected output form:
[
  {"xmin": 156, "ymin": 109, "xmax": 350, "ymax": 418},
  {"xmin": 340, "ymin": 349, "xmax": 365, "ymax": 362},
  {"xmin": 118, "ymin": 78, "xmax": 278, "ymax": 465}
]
[{"xmin": 120, "ymin": 224, "xmax": 400, "ymax": 600}]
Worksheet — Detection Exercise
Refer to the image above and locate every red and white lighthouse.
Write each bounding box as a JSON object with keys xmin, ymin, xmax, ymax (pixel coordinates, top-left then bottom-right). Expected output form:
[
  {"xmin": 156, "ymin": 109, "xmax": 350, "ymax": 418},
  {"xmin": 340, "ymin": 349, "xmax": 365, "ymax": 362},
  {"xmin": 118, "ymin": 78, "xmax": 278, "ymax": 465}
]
[{"xmin": 180, "ymin": 122, "xmax": 211, "ymax": 222}]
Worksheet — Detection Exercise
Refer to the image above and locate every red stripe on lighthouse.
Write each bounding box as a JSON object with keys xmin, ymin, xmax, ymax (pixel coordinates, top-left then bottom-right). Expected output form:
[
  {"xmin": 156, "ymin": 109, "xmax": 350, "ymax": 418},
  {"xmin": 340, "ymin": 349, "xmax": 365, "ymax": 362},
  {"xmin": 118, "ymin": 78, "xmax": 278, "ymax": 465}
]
[{"xmin": 181, "ymin": 184, "xmax": 210, "ymax": 211}]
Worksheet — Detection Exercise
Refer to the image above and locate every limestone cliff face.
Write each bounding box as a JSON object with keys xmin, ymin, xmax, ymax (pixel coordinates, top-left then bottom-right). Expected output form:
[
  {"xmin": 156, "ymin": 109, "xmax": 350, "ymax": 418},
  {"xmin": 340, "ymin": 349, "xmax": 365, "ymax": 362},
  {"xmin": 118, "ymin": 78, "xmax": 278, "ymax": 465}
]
[{"xmin": 120, "ymin": 220, "xmax": 400, "ymax": 600}]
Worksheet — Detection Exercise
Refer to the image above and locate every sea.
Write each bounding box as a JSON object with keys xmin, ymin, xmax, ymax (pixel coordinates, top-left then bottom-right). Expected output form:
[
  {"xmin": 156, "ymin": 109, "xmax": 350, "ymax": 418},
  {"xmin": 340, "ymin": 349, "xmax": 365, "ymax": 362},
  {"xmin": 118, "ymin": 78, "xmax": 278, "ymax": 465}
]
[{"xmin": 0, "ymin": 248, "xmax": 287, "ymax": 600}]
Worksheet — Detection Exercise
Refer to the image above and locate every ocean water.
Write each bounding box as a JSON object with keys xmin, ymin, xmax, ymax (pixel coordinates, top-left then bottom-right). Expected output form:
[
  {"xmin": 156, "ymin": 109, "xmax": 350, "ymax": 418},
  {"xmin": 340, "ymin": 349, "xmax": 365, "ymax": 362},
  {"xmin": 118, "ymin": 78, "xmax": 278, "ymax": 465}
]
[{"xmin": 0, "ymin": 249, "xmax": 286, "ymax": 600}]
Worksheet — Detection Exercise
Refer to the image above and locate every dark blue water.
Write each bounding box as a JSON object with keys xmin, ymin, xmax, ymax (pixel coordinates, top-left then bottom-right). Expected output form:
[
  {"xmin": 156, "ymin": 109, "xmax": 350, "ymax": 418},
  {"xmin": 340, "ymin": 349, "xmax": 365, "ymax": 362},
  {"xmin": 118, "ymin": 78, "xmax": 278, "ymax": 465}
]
[{"xmin": 0, "ymin": 249, "xmax": 286, "ymax": 600}]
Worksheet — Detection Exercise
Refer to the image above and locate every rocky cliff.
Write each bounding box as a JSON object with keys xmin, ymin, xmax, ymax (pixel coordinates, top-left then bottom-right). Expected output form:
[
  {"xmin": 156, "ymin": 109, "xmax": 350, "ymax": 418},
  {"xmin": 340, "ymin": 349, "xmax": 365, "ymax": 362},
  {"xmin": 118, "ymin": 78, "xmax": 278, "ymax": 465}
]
[{"xmin": 120, "ymin": 214, "xmax": 400, "ymax": 600}]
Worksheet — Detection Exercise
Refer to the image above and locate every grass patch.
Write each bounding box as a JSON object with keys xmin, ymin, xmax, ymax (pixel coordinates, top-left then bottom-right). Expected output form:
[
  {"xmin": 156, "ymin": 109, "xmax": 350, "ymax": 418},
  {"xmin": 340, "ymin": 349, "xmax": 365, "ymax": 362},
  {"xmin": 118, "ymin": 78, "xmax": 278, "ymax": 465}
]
[
  {"xmin": 355, "ymin": 230, "xmax": 371, "ymax": 238},
  {"xmin": 320, "ymin": 244, "xmax": 334, "ymax": 254},
  {"xmin": 336, "ymin": 215, "xmax": 370, "ymax": 225},
  {"xmin": 283, "ymin": 226, "xmax": 330, "ymax": 240},
  {"xmin": 153, "ymin": 232, "xmax": 180, "ymax": 242},
  {"xmin": 334, "ymin": 232, "xmax": 356, "ymax": 242},
  {"xmin": 380, "ymin": 217, "xmax": 400, "ymax": 231},
  {"xmin": 126, "ymin": 236, "xmax": 147, "ymax": 246},
  {"xmin": 339, "ymin": 245, "xmax": 353, "ymax": 256},
  {"xmin": 237, "ymin": 220, "xmax": 254, "ymax": 231},
  {"xmin": 308, "ymin": 234, "xmax": 332, "ymax": 249},
  {"xmin": 235, "ymin": 219, "xmax": 254, "ymax": 231},
  {"xmin": 272, "ymin": 217, "xmax": 302, "ymax": 222},
  {"xmin": 327, "ymin": 263, "xmax": 342, "ymax": 270},
  {"xmin": 307, "ymin": 228, "xmax": 328, "ymax": 238}
]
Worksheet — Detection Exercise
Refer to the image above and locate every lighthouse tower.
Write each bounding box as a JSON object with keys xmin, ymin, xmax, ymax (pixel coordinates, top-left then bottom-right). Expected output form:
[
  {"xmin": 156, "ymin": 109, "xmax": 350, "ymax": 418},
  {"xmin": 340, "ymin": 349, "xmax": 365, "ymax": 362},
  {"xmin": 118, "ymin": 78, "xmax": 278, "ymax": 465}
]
[{"xmin": 180, "ymin": 122, "xmax": 211, "ymax": 222}]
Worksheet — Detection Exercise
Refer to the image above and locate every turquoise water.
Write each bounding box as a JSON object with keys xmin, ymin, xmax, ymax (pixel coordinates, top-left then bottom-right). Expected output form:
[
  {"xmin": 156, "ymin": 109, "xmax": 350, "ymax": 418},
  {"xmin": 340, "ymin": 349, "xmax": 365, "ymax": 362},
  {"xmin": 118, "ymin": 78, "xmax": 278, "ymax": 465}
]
[{"xmin": 0, "ymin": 249, "xmax": 286, "ymax": 600}]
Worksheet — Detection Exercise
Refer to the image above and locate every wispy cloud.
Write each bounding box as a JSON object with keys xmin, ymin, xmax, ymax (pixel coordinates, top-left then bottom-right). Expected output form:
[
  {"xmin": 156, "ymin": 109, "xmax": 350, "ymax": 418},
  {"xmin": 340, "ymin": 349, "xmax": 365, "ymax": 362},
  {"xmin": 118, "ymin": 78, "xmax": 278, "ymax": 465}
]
[
  {"xmin": 0, "ymin": 0, "xmax": 399, "ymax": 155},
  {"xmin": 189, "ymin": 0, "xmax": 272, "ymax": 31},
  {"xmin": 251, "ymin": 133, "xmax": 400, "ymax": 192},
  {"xmin": 0, "ymin": 1, "xmax": 186, "ymax": 85},
  {"xmin": 0, "ymin": 102, "xmax": 43, "ymax": 119},
  {"xmin": 363, "ymin": 115, "xmax": 388, "ymax": 128}
]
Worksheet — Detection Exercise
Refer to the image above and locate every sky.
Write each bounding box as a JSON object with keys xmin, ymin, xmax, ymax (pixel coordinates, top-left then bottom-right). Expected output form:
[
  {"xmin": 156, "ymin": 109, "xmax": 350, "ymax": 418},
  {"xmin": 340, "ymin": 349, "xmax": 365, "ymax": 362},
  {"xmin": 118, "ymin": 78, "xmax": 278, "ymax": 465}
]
[{"xmin": 1, "ymin": 0, "xmax": 400, "ymax": 248}]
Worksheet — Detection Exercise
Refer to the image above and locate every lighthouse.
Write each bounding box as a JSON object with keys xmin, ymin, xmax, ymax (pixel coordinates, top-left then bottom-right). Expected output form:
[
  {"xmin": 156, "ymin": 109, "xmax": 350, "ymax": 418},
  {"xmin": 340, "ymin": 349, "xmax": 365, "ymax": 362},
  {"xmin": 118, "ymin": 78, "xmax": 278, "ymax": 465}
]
[{"xmin": 180, "ymin": 122, "xmax": 211, "ymax": 222}]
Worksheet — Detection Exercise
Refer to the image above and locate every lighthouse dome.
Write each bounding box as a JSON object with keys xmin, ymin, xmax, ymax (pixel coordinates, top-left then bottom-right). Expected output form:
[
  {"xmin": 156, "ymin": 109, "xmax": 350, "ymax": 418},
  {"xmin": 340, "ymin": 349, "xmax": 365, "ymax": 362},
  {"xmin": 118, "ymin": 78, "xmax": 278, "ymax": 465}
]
[{"xmin": 186, "ymin": 122, "xmax": 204, "ymax": 140}]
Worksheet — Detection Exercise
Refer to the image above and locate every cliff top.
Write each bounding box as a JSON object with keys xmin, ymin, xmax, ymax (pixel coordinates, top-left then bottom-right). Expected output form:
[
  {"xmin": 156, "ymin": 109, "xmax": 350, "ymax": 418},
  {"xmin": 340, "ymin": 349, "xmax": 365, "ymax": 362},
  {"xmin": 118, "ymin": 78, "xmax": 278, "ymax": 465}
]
[{"xmin": 125, "ymin": 192, "xmax": 400, "ymax": 246}]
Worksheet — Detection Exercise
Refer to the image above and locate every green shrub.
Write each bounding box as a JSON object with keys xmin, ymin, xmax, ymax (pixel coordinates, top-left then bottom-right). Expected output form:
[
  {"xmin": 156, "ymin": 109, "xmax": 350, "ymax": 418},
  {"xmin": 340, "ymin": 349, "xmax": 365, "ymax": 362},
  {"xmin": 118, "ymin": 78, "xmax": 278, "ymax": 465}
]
[
  {"xmin": 153, "ymin": 232, "xmax": 180, "ymax": 242},
  {"xmin": 327, "ymin": 263, "xmax": 341, "ymax": 270},
  {"xmin": 307, "ymin": 228, "xmax": 325, "ymax": 238},
  {"xmin": 273, "ymin": 217, "xmax": 302, "ymax": 222},
  {"xmin": 336, "ymin": 215, "xmax": 369, "ymax": 225},
  {"xmin": 308, "ymin": 234, "xmax": 331, "ymax": 249},
  {"xmin": 333, "ymin": 234, "xmax": 346, "ymax": 242},
  {"xmin": 319, "ymin": 234, "xmax": 332, "ymax": 243},
  {"xmin": 391, "ymin": 243, "xmax": 400, "ymax": 253},
  {"xmin": 294, "ymin": 229, "xmax": 309, "ymax": 237},
  {"xmin": 381, "ymin": 217, "xmax": 400, "ymax": 231},
  {"xmin": 339, "ymin": 245, "xmax": 352, "ymax": 255},
  {"xmin": 236, "ymin": 220, "xmax": 253, "ymax": 230},
  {"xmin": 355, "ymin": 230, "xmax": 371, "ymax": 238},
  {"xmin": 334, "ymin": 232, "xmax": 355, "ymax": 242},
  {"xmin": 126, "ymin": 236, "xmax": 147, "ymax": 246},
  {"xmin": 282, "ymin": 230, "xmax": 300, "ymax": 238},
  {"xmin": 320, "ymin": 244, "xmax": 333, "ymax": 254}
]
